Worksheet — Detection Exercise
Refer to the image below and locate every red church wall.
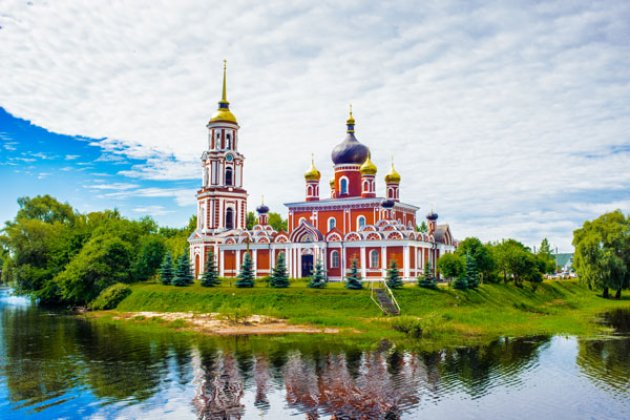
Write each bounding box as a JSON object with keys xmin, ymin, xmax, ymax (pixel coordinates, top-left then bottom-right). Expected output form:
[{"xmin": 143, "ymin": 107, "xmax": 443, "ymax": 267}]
[
  {"xmin": 223, "ymin": 251, "xmax": 236, "ymax": 276},
  {"xmin": 345, "ymin": 248, "xmax": 361, "ymax": 268},
  {"xmin": 334, "ymin": 168, "xmax": 361, "ymax": 198},
  {"xmin": 257, "ymin": 249, "xmax": 270, "ymax": 271},
  {"xmin": 327, "ymin": 248, "xmax": 341, "ymax": 277},
  {"xmin": 386, "ymin": 246, "xmax": 403, "ymax": 269}
]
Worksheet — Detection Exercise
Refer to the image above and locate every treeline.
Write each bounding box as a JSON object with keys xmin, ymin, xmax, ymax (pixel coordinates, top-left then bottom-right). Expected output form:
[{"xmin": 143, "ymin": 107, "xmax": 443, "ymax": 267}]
[
  {"xmin": 436, "ymin": 237, "xmax": 556, "ymax": 291},
  {"xmin": 0, "ymin": 195, "xmax": 195, "ymax": 305}
]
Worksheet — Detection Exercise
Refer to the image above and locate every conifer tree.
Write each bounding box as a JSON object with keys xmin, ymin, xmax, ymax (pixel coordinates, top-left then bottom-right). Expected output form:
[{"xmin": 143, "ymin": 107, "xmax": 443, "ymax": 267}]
[
  {"xmin": 236, "ymin": 252, "xmax": 255, "ymax": 288},
  {"xmin": 465, "ymin": 253, "xmax": 479, "ymax": 289},
  {"xmin": 418, "ymin": 261, "xmax": 437, "ymax": 289},
  {"xmin": 159, "ymin": 252, "xmax": 174, "ymax": 285},
  {"xmin": 345, "ymin": 257, "xmax": 363, "ymax": 290},
  {"xmin": 386, "ymin": 260, "xmax": 403, "ymax": 289},
  {"xmin": 172, "ymin": 253, "xmax": 193, "ymax": 287},
  {"xmin": 308, "ymin": 257, "xmax": 327, "ymax": 288},
  {"xmin": 200, "ymin": 251, "xmax": 220, "ymax": 287},
  {"xmin": 270, "ymin": 252, "xmax": 290, "ymax": 288}
]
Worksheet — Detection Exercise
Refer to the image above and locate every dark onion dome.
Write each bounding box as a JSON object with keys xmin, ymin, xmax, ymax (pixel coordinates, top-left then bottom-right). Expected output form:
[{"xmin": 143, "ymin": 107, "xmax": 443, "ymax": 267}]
[
  {"xmin": 426, "ymin": 210, "xmax": 438, "ymax": 221},
  {"xmin": 331, "ymin": 107, "xmax": 370, "ymax": 165},
  {"xmin": 381, "ymin": 199, "xmax": 395, "ymax": 209},
  {"xmin": 256, "ymin": 203, "xmax": 269, "ymax": 214}
]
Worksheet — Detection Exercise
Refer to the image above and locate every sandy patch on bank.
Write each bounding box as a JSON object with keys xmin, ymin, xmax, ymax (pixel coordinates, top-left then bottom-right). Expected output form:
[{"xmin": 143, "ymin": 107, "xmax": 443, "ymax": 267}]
[{"xmin": 113, "ymin": 311, "xmax": 340, "ymax": 335}]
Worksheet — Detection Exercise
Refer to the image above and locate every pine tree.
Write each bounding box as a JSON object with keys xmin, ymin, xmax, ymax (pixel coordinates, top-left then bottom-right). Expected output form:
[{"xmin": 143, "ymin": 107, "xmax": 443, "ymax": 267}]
[
  {"xmin": 386, "ymin": 260, "xmax": 403, "ymax": 289},
  {"xmin": 200, "ymin": 251, "xmax": 220, "ymax": 287},
  {"xmin": 159, "ymin": 252, "xmax": 174, "ymax": 285},
  {"xmin": 172, "ymin": 253, "xmax": 193, "ymax": 287},
  {"xmin": 418, "ymin": 261, "xmax": 437, "ymax": 289},
  {"xmin": 236, "ymin": 252, "xmax": 255, "ymax": 288},
  {"xmin": 465, "ymin": 253, "xmax": 479, "ymax": 289},
  {"xmin": 345, "ymin": 257, "xmax": 363, "ymax": 290},
  {"xmin": 270, "ymin": 252, "xmax": 290, "ymax": 288},
  {"xmin": 308, "ymin": 257, "xmax": 327, "ymax": 288}
]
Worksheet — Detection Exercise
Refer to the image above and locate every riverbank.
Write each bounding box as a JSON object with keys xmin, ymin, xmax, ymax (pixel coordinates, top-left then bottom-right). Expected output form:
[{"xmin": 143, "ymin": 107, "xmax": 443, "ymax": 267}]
[{"xmin": 94, "ymin": 279, "xmax": 630, "ymax": 346}]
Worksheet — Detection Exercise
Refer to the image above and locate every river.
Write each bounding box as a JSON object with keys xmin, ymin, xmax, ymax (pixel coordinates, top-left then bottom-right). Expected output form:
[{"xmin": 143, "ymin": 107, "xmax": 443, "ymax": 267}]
[{"xmin": 0, "ymin": 287, "xmax": 628, "ymax": 419}]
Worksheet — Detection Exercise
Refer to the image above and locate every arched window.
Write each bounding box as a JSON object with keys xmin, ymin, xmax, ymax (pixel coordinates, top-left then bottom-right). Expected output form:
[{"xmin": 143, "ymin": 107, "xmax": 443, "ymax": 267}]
[
  {"xmin": 340, "ymin": 178, "xmax": 348, "ymax": 194},
  {"xmin": 307, "ymin": 185, "xmax": 313, "ymax": 196},
  {"xmin": 388, "ymin": 188, "xmax": 394, "ymax": 199},
  {"xmin": 331, "ymin": 250, "xmax": 339, "ymax": 268},
  {"xmin": 328, "ymin": 217, "xmax": 336, "ymax": 232},
  {"xmin": 225, "ymin": 167, "xmax": 233, "ymax": 186},
  {"xmin": 363, "ymin": 180, "xmax": 369, "ymax": 192},
  {"xmin": 357, "ymin": 216, "xmax": 366, "ymax": 229},
  {"xmin": 226, "ymin": 134, "xmax": 232, "ymax": 149},
  {"xmin": 225, "ymin": 207, "xmax": 234, "ymax": 229},
  {"xmin": 370, "ymin": 250, "xmax": 379, "ymax": 268}
]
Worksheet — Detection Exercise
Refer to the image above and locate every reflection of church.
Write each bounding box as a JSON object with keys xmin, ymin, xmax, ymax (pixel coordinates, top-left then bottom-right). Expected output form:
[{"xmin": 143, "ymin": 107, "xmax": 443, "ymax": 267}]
[{"xmin": 189, "ymin": 63, "xmax": 456, "ymax": 281}]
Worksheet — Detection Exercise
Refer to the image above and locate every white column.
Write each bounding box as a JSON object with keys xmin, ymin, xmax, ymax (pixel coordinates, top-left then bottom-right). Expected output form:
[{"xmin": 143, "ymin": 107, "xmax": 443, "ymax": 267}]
[
  {"xmin": 403, "ymin": 245, "xmax": 410, "ymax": 279},
  {"xmin": 253, "ymin": 249, "xmax": 258, "ymax": 278},
  {"xmin": 360, "ymin": 246, "xmax": 367, "ymax": 279},
  {"xmin": 341, "ymin": 246, "xmax": 346, "ymax": 278},
  {"xmin": 297, "ymin": 248, "xmax": 302, "ymax": 278},
  {"xmin": 235, "ymin": 250, "xmax": 241, "ymax": 275},
  {"xmin": 219, "ymin": 249, "xmax": 225, "ymax": 276},
  {"xmin": 270, "ymin": 248, "xmax": 275, "ymax": 270}
]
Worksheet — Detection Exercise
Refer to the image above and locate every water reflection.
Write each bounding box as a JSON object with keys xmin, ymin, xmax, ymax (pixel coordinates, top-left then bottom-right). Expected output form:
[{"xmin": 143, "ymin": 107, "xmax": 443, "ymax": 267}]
[{"xmin": 1, "ymin": 288, "xmax": 629, "ymax": 419}]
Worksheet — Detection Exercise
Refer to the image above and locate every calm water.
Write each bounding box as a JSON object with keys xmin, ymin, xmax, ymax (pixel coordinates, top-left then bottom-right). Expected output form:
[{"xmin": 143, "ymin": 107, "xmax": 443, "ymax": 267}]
[{"xmin": 0, "ymin": 287, "xmax": 628, "ymax": 419}]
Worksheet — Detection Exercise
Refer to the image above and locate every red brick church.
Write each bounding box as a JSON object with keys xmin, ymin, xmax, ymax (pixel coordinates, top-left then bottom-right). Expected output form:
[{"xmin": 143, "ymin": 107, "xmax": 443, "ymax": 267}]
[{"xmin": 189, "ymin": 63, "xmax": 457, "ymax": 281}]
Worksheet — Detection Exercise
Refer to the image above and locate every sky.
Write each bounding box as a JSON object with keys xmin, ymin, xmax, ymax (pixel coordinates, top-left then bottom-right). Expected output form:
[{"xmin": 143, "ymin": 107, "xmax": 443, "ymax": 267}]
[{"xmin": 1, "ymin": 0, "xmax": 629, "ymax": 252}]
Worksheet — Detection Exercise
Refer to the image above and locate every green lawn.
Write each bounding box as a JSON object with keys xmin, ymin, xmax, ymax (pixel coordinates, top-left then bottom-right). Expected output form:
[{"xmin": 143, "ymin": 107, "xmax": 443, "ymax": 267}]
[{"xmin": 111, "ymin": 279, "xmax": 630, "ymax": 346}]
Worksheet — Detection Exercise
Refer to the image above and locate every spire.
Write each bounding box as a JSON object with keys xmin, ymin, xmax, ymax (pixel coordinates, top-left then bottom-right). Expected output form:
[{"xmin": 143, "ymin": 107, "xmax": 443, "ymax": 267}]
[
  {"xmin": 209, "ymin": 60, "xmax": 237, "ymax": 124},
  {"xmin": 346, "ymin": 104, "xmax": 355, "ymax": 133},
  {"xmin": 219, "ymin": 59, "xmax": 229, "ymax": 107}
]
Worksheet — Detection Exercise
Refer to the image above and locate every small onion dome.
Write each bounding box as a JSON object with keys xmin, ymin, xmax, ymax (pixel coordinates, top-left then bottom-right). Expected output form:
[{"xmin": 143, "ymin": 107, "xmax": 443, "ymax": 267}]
[
  {"xmin": 360, "ymin": 153, "xmax": 377, "ymax": 176},
  {"xmin": 304, "ymin": 157, "xmax": 321, "ymax": 181},
  {"xmin": 329, "ymin": 178, "xmax": 335, "ymax": 188},
  {"xmin": 381, "ymin": 199, "xmax": 395, "ymax": 209},
  {"xmin": 426, "ymin": 210, "xmax": 439, "ymax": 221},
  {"xmin": 384, "ymin": 163, "xmax": 401, "ymax": 183},
  {"xmin": 256, "ymin": 203, "xmax": 270, "ymax": 214},
  {"xmin": 209, "ymin": 60, "xmax": 238, "ymax": 124},
  {"xmin": 331, "ymin": 107, "xmax": 370, "ymax": 165}
]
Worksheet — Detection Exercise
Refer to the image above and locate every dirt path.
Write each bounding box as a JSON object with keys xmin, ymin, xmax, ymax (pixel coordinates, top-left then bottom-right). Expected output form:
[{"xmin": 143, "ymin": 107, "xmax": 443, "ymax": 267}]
[{"xmin": 112, "ymin": 311, "xmax": 341, "ymax": 336}]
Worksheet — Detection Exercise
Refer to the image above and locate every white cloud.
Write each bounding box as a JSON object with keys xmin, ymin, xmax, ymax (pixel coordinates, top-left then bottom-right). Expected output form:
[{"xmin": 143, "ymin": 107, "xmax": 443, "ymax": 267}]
[
  {"xmin": 87, "ymin": 182, "xmax": 140, "ymax": 191},
  {"xmin": 100, "ymin": 187, "xmax": 196, "ymax": 207},
  {"xmin": 64, "ymin": 154, "xmax": 80, "ymax": 160},
  {"xmin": 132, "ymin": 205, "xmax": 175, "ymax": 216},
  {"xmin": 1, "ymin": 0, "xmax": 629, "ymax": 251}
]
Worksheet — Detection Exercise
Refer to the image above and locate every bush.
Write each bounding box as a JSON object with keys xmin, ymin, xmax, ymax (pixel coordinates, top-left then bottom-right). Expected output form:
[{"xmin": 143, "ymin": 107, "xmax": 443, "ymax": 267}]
[
  {"xmin": 88, "ymin": 283, "xmax": 132, "ymax": 310},
  {"xmin": 391, "ymin": 316, "xmax": 423, "ymax": 338}
]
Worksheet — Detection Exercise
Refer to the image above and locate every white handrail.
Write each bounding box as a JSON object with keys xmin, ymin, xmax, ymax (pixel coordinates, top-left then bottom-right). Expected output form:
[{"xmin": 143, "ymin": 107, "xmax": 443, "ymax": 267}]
[{"xmin": 370, "ymin": 280, "xmax": 401, "ymax": 315}]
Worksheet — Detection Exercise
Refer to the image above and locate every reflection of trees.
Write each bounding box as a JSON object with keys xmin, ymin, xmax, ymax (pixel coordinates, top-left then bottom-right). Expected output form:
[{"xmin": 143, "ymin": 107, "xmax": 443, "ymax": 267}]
[{"xmin": 578, "ymin": 337, "xmax": 630, "ymax": 393}]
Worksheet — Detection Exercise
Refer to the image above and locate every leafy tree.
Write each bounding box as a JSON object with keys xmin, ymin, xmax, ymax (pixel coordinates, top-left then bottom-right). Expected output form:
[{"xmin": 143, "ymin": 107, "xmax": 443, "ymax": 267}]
[
  {"xmin": 416, "ymin": 221, "xmax": 428, "ymax": 233},
  {"xmin": 15, "ymin": 195, "xmax": 76, "ymax": 225},
  {"xmin": 491, "ymin": 239, "xmax": 530, "ymax": 285},
  {"xmin": 455, "ymin": 237, "xmax": 495, "ymax": 283},
  {"xmin": 345, "ymin": 257, "xmax": 363, "ymax": 289},
  {"xmin": 246, "ymin": 211, "xmax": 257, "ymax": 230},
  {"xmin": 537, "ymin": 238, "xmax": 556, "ymax": 274},
  {"xmin": 464, "ymin": 253, "xmax": 479, "ymax": 289},
  {"xmin": 386, "ymin": 260, "xmax": 403, "ymax": 289},
  {"xmin": 172, "ymin": 253, "xmax": 193, "ymax": 287},
  {"xmin": 131, "ymin": 235, "xmax": 166, "ymax": 281},
  {"xmin": 417, "ymin": 262, "xmax": 437, "ymax": 289},
  {"xmin": 573, "ymin": 210, "xmax": 630, "ymax": 299},
  {"xmin": 200, "ymin": 252, "xmax": 220, "ymax": 287},
  {"xmin": 236, "ymin": 252, "xmax": 255, "ymax": 288},
  {"xmin": 437, "ymin": 253, "xmax": 464, "ymax": 281},
  {"xmin": 308, "ymin": 257, "xmax": 327, "ymax": 288},
  {"xmin": 159, "ymin": 253, "xmax": 174, "ymax": 285},
  {"xmin": 54, "ymin": 234, "xmax": 132, "ymax": 305},
  {"xmin": 270, "ymin": 252, "xmax": 289, "ymax": 288},
  {"xmin": 268, "ymin": 212, "xmax": 288, "ymax": 232}
]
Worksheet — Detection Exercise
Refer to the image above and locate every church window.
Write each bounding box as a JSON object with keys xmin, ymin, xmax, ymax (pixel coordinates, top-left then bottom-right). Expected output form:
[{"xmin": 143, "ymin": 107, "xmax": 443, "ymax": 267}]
[
  {"xmin": 328, "ymin": 217, "xmax": 336, "ymax": 231},
  {"xmin": 370, "ymin": 250, "xmax": 379, "ymax": 268},
  {"xmin": 331, "ymin": 250, "xmax": 339, "ymax": 268},
  {"xmin": 225, "ymin": 207, "xmax": 234, "ymax": 229},
  {"xmin": 225, "ymin": 167, "xmax": 233, "ymax": 186},
  {"xmin": 357, "ymin": 216, "xmax": 366, "ymax": 229},
  {"xmin": 226, "ymin": 134, "xmax": 232, "ymax": 149},
  {"xmin": 307, "ymin": 185, "xmax": 313, "ymax": 196},
  {"xmin": 340, "ymin": 178, "xmax": 348, "ymax": 194}
]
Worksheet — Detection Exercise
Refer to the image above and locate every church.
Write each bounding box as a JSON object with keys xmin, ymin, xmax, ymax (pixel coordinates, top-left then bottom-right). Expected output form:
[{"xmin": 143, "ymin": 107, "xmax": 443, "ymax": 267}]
[{"xmin": 189, "ymin": 63, "xmax": 457, "ymax": 281}]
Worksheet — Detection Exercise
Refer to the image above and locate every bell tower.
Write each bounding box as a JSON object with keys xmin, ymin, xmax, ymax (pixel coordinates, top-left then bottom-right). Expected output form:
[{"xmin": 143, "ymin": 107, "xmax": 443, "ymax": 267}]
[{"xmin": 196, "ymin": 61, "xmax": 248, "ymax": 233}]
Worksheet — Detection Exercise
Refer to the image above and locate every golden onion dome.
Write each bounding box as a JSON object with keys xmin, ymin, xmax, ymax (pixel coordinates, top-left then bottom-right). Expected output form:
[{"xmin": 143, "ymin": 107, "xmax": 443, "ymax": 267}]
[
  {"xmin": 304, "ymin": 156, "xmax": 321, "ymax": 181},
  {"xmin": 360, "ymin": 153, "xmax": 377, "ymax": 175},
  {"xmin": 385, "ymin": 162, "xmax": 401, "ymax": 183},
  {"xmin": 329, "ymin": 178, "xmax": 335, "ymax": 188},
  {"xmin": 209, "ymin": 60, "xmax": 238, "ymax": 124}
]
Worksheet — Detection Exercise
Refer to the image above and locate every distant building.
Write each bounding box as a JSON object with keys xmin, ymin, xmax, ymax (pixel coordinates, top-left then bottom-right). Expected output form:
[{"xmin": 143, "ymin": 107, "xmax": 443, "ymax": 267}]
[
  {"xmin": 189, "ymin": 64, "xmax": 457, "ymax": 281},
  {"xmin": 554, "ymin": 253, "xmax": 574, "ymax": 272}
]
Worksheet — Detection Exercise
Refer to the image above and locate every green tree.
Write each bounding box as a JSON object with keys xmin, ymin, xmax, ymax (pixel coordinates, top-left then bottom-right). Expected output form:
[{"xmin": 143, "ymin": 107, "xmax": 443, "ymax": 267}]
[
  {"xmin": 15, "ymin": 195, "xmax": 76, "ymax": 225},
  {"xmin": 54, "ymin": 234, "xmax": 132, "ymax": 305},
  {"xmin": 172, "ymin": 253, "xmax": 193, "ymax": 287},
  {"xmin": 345, "ymin": 257, "xmax": 363, "ymax": 289},
  {"xmin": 537, "ymin": 238, "xmax": 556, "ymax": 274},
  {"xmin": 417, "ymin": 262, "xmax": 437, "ymax": 289},
  {"xmin": 131, "ymin": 235, "xmax": 166, "ymax": 281},
  {"xmin": 455, "ymin": 237, "xmax": 495, "ymax": 283},
  {"xmin": 236, "ymin": 252, "xmax": 255, "ymax": 288},
  {"xmin": 491, "ymin": 239, "xmax": 530, "ymax": 285},
  {"xmin": 573, "ymin": 210, "xmax": 630, "ymax": 299},
  {"xmin": 268, "ymin": 212, "xmax": 288, "ymax": 232},
  {"xmin": 416, "ymin": 221, "xmax": 428, "ymax": 233},
  {"xmin": 437, "ymin": 253, "xmax": 464, "ymax": 281},
  {"xmin": 308, "ymin": 257, "xmax": 327, "ymax": 288},
  {"xmin": 386, "ymin": 260, "xmax": 403, "ymax": 289},
  {"xmin": 159, "ymin": 253, "xmax": 174, "ymax": 285},
  {"xmin": 200, "ymin": 252, "xmax": 220, "ymax": 287},
  {"xmin": 464, "ymin": 253, "xmax": 479, "ymax": 289},
  {"xmin": 246, "ymin": 211, "xmax": 257, "ymax": 230},
  {"xmin": 270, "ymin": 252, "xmax": 289, "ymax": 288}
]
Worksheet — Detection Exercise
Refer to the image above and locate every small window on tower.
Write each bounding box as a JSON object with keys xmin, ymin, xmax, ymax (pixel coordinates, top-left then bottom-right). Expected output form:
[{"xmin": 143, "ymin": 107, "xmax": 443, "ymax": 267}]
[
  {"xmin": 328, "ymin": 217, "xmax": 336, "ymax": 231},
  {"xmin": 225, "ymin": 167, "xmax": 233, "ymax": 186},
  {"xmin": 226, "ymin": 134, "xmax": 232, "ymax": 149},
  {"xmin": 340, "ymin": 178, "xmax": 348, "ymax": 194},
  {"xmin": 357, "ymin": 216, "xmax": 366, "ymax": 229}
]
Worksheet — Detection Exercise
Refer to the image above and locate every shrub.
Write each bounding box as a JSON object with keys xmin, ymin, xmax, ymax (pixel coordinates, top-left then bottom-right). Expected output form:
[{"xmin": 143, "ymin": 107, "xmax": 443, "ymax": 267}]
[
  {"xmin": 386, "ymin": 260, "xmax": 403, "ymax": 289},
  {"xmin": 345, "ymin": 258, "xmax": 363, "ymax": 290},
  {"xmin": 391, "ymin": 316, "xmax": 423, "ymax": 338},
  {"xmin": 88, "ymin": 283, "xmax": 132, "ymax": 310}
]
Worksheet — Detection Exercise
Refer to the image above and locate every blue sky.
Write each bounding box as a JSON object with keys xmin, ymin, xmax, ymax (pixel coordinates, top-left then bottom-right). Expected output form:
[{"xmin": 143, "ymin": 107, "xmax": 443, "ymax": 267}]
[{"xmin": 1, "ymin": 0, "xmax": 629, "ymax": 251}]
